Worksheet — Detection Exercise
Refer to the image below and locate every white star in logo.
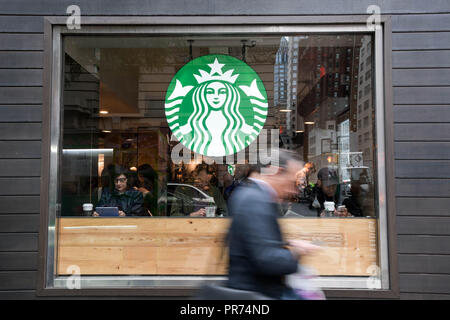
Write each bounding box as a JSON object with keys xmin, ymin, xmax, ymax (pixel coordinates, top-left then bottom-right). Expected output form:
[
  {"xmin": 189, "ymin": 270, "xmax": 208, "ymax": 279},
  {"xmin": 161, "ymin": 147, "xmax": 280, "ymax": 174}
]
[{"xmin": 208, "ymin": 58, "xmax": 225, "ymax": 75}]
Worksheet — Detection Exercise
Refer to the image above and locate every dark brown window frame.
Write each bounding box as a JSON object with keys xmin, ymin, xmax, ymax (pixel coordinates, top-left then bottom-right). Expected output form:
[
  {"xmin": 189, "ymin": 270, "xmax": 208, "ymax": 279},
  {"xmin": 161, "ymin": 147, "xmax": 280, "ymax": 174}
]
[{"xmin": 37, "ymin": 15, "xmax": 399, "ymax": 299}]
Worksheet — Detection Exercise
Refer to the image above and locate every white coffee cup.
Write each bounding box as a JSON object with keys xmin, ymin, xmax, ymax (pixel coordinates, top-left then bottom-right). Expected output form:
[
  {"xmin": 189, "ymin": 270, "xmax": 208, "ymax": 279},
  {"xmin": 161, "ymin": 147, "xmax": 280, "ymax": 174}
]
[
  {"xmin": 324, "ymin": 201, "xmax": 335, "ymax": 212},
  {"xmin": 82, "ymin": 203, "xmax": 93, "ymax": 216},
  {"xmin": 205, "ymin": 206, "xmax": 216, "ymax": 217}
]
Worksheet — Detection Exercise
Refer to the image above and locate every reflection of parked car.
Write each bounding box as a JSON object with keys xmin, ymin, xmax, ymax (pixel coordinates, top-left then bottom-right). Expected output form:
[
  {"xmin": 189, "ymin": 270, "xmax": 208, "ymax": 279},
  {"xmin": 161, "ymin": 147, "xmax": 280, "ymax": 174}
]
[{"xmin": 167, "ymin": 183, "xmax": 217, "ymax": 216}]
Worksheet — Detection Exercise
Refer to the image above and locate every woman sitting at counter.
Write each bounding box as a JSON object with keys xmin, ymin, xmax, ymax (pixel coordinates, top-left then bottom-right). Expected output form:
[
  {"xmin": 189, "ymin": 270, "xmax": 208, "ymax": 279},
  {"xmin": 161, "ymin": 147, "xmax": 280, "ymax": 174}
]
[{"xmin": 93, "ymin": 166, "xmax": 146, "ymax": 217}]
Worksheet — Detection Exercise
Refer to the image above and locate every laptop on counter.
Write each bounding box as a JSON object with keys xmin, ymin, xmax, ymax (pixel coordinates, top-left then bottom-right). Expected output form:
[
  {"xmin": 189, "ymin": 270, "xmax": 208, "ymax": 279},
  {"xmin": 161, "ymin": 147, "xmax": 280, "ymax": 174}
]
[{"xmin": 95, "ymin": 207, "xmax": 119, "ymax": 216}]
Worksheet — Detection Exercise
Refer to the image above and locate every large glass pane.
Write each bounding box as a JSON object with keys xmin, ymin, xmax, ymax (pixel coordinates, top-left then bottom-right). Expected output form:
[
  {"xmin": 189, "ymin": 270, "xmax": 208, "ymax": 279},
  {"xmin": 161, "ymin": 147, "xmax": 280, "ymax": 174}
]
[{"xmin": 56, "ymin": 33, "xmax": 380, "ymax": 287}]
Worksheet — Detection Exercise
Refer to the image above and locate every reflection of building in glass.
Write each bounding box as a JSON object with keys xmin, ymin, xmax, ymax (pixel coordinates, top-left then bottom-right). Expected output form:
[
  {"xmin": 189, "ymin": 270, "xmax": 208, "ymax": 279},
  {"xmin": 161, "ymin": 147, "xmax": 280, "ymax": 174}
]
[
  {"xmin": 295, "ymin": 36, "xmax": 362, "ymax": 172},
  {"xmin": 274, "ymin": 37, "xmax": 288, "ymax": 108},
  {"xmin": 274, "ymin": 37, "xmax": 292, "ymax": 148},
  {"xmin": 338, "ymin": 119, "xmax": 351, "ymax": 182},
  {"xmin": 274, "ymin": 36, "xmax": 303, "ymax": 149},
  {"xmin": 307, "ymin": 121, "xmax": 337, "ymax": 157},
  {"xmin": 355, "ymin": 36, "xmax": 374, "ymax": 173},
  {"xmin": 286, "ymin": 36, "xmax": 300, "ymax": 147}
]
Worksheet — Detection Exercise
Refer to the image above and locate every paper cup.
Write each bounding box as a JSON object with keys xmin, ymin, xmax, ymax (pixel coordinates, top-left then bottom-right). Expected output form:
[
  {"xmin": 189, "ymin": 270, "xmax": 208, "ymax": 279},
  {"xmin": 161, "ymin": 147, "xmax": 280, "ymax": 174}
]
[
  {"xmin": 205, "ymin": 207, "xmax": 216, "ymax": 217},
  {"xmin": 324, "ymin": 201, "xmax": 335, "ymax": 212},
  {"xmin": 82, "ymin": 203, "xmax": 93, "ymax": 216}
]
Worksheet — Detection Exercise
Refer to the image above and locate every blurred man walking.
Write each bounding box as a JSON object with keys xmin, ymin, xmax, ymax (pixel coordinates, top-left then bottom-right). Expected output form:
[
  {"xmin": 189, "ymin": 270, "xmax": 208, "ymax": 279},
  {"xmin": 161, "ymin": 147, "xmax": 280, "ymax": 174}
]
[{"xmin": 227, "ymin": 150, "xmax": 319, "ymax": 299}]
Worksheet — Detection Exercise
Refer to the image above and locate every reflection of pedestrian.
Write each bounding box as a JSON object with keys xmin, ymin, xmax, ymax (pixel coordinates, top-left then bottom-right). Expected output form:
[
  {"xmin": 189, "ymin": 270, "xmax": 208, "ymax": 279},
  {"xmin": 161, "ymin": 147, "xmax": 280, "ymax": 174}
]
[
  {"xmin": 295, "ymin": 162, "xmax": 314, "ymax": 202},
  {"xmin": 295, "ymin": 162, "xmax": 313, "ymax": 190},
  {"xmin": 227, "ymin": 150, "xmax": 320, "ymax": 299}
]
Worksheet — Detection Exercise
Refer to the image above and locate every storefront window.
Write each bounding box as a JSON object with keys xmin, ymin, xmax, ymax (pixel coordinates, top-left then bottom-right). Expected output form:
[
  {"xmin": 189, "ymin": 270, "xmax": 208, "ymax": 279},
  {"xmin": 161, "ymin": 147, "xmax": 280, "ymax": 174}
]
[{"xmin": 48, "ymin": 31, "xmax": 384, "ymax": 290}]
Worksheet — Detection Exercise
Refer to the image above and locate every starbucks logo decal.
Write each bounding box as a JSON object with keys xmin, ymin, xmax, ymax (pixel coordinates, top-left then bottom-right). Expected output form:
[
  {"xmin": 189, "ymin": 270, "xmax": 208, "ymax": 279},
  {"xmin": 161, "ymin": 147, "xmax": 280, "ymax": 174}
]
[{"xmin": 165, "ymin": 54, "xmax": 268, "ymax": 157}]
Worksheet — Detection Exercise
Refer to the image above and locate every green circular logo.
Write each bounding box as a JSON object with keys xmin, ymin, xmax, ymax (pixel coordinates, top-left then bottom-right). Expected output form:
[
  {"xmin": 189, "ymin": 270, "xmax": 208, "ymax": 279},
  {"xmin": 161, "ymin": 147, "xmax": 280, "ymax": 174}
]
[{"xmin": 165, "ymin": 54, "xmax": 268, "ymax": 157}]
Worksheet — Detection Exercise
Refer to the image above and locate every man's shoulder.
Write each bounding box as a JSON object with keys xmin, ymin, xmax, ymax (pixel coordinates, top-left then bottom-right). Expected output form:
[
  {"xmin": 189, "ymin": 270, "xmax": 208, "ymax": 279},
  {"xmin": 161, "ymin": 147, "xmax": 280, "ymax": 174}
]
[
  {"xmin": 228, "ymin": 181, "xmax": 275, "ymax": 216},
  {"xmin": 231, "ymin": 180, "xmax": 264, "ymax": 200}
]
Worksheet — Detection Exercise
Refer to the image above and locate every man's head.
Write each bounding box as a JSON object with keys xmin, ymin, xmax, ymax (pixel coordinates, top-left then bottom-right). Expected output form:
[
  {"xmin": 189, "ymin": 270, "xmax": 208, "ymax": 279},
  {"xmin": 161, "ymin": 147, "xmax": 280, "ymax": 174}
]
[
  {"xmin": 317, "ymin": 167, "xmax": 339, "ymax": 197},
  {"xmin": 304, "ymin": 162, "xmax": 314, "ymax": 173},
  {"xmin": 250, "ymin": 149, "xmax": 304, "ymax": 200},
  {"xmin": 111, "ymin": 166, "xmax": 130, "ymax": 193},
  {"xmin": 194, "ymin": 165, "xmax": 210, "ymax": 187},
  {"xmin": 137, "ymin": 163, "xmax": 156, "ymax": 184},
  {"xmin": 223, "ymin": 172, "xmax": 233, "ymax": 187}
]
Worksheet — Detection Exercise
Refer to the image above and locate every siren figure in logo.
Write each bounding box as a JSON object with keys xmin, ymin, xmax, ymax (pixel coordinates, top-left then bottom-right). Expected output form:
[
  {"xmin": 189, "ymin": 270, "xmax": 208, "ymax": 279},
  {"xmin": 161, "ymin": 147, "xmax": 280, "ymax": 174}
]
[
  {"xmin": 183, "ymin": 80, "xmax": 254, "ymax": 156},
  {"xmin": 165, "ymin": 56, "xmax": 268, "ymax": 157}
]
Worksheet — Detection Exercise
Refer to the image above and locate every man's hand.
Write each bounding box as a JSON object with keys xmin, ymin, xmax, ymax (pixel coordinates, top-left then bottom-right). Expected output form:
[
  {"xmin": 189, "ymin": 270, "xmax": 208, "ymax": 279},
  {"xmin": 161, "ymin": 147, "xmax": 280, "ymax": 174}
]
[
  {"xmin": 320, "ymin": 208, "xmax": 352, "ymax": 217},
  {"xmin": 190, "ymin": 208, "xmax": 206, "ymax": 217},
  {"xmin": 334, "ymin": 207, "xmax": 350, "ymax": 217},
  {"xmin": 119, "ymin": 210, "xmax": 126, "ymax": 217},
  {"xmin": 92, "ymin": 211, "xmax": 99, "ymax": 217}
]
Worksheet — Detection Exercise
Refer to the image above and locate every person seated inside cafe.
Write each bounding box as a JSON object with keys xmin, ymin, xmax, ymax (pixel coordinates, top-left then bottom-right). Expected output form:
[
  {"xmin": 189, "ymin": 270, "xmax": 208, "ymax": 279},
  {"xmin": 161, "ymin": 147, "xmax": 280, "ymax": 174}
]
[
  {"xmin": 134, "ymin": 163, "xmax": 158, "ymax": 216},
  {"xmin": 93, "ymin": 165, "xmax": 147, "ymax": 217},
  {"xmin": 170, "ymin": 164, "xmax": 228, "ymax": 217},
  {"xmin": 309, "ymin": 167, "xmax": 351, "ymax": 217},
  {"xmin": 342, "ymin": 181, "xmax": 364, "ymax": 217}
]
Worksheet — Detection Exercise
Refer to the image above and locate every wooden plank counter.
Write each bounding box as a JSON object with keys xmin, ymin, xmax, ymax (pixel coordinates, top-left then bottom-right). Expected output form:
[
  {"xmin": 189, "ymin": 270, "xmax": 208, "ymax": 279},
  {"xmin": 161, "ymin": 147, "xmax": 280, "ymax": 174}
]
[{"xmin": 57, "ymin": 217, "xmax": 378, "ymax": 276}]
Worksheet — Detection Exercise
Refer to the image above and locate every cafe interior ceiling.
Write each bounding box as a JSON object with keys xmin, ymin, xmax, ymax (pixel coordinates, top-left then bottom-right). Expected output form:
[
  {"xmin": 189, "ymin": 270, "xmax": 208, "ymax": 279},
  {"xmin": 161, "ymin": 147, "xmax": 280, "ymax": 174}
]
[
  {"xmin": 64, "ymin": 34, "xmax": 364, "ymax": 49},
  {"xmin": 64, "ymin": 35, "xmax": 366, "ymax": 86},
  {"xmin": 63, "ymin": 34, "xmax": 367, "ymax": 129}
]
